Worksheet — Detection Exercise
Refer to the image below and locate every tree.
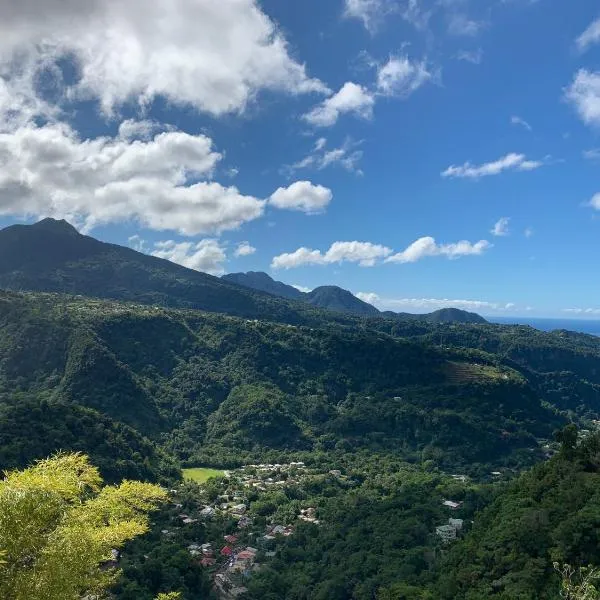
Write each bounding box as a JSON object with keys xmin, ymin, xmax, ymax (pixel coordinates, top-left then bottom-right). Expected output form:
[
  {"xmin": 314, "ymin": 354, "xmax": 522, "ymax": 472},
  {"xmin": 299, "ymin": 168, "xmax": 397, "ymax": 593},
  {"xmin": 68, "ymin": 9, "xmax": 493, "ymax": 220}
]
[
  {"xmin": 554, "ymin": 563, "xmax": 600, "ymax": 600},
  {"xmin": 0, "ymin": 453, "xmax": 167, "ymax": 600},
  {"xmin": 556, "ymin": 424, "xmax": 579, "ymax": 458}
]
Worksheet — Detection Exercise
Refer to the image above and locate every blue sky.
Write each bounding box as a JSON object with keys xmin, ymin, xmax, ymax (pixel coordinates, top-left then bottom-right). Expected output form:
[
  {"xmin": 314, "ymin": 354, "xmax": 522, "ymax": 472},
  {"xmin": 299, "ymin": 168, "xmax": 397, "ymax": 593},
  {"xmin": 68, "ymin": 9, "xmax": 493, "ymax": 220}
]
[{"xmin": 0, "ymin": 0, "xmax": 599, "ymax": 317}]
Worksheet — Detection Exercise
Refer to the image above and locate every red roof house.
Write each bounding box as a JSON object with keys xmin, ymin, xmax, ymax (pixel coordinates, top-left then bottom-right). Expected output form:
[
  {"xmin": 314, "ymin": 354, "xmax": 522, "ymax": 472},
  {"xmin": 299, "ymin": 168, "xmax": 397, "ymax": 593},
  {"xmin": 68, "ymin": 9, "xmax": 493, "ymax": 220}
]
[{"xmin": 220, "ymin": 546, "xmax": 234, "ymax": 557}]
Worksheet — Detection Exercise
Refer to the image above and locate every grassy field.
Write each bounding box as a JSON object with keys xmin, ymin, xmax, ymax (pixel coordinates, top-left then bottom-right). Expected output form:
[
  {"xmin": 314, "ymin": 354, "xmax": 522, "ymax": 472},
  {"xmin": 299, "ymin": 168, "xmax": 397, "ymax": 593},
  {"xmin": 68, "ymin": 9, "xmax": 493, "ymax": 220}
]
[{"xmin": 182, "ymin": 467, "xmax": 225, "ymax": 483}]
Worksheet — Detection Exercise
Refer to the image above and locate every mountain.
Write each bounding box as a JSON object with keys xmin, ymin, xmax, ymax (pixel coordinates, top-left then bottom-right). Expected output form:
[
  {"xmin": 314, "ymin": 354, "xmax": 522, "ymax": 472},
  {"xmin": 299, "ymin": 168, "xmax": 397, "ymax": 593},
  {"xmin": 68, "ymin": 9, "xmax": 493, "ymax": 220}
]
[
  {"xmin": 0, "ymin": 220, "xmax": 484, "ymax": 325},
  {"xmin": 222, "ymin": 271, "xmax": 377, "ymax": 315},
  {"xmin": 222, "ymin": 271, "xmax": 304, "ymax": 300},
  {"xmin": 0, "ymin": 219, "xmax": 321, "ymax": 323},
  {"xmin": 223, "ymin": 271, "xmax": 486, "ymax": 322},
  {"xmin": 305, "ymin": 285, "xmax": 380, "ymax": 316}
]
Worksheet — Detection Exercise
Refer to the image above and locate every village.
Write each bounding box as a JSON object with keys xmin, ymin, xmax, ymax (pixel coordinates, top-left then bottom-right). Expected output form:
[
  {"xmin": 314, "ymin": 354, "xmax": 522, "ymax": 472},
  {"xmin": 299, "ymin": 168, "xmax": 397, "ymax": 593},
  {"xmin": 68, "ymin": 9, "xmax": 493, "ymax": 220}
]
[{"xmin": 159, "ymin": 462, "xmax": 341, "ymax": 598}]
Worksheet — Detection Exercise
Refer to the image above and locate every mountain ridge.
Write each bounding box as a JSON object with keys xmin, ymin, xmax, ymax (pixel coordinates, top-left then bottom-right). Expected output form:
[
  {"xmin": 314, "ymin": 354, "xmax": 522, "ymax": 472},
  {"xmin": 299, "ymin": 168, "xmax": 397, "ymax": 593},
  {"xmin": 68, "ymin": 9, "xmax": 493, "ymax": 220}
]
[
  {"xmin": 223, "ymin": 270, "xmax": 487, "ymax": 323},
  {"xmin": 0, "ymin": 219, "xmax": 486, "ymax": 324}
]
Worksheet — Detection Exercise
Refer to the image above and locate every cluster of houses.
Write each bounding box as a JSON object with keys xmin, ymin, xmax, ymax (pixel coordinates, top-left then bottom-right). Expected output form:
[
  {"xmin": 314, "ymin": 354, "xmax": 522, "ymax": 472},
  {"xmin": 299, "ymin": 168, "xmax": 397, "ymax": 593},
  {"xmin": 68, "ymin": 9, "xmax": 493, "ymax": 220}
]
[
  {"xmin": 166, "ymin": 462, "xmax": 335, "ymax": 598},
  {"xmin": 435, "ymin": 499, "xmax": 464, "ymax": 544}
]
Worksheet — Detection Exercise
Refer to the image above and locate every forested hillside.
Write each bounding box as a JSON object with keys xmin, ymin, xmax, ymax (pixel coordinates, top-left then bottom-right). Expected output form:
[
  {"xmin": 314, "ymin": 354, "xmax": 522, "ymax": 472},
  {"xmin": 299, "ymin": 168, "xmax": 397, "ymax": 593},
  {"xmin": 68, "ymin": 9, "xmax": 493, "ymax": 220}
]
[
  {"xmin": 3, "ymin": 272, "xmax": 600, "ymax": 598},
  {"xmin": 0, "ymin": 290, "xmax": 562, "ymax": 474}
]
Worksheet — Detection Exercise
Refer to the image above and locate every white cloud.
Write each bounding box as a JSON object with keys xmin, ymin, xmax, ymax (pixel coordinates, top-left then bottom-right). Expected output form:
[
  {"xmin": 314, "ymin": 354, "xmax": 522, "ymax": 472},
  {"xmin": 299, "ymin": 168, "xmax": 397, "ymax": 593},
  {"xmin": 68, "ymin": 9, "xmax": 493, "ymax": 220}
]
[
  {"xmin": 356, "ymin": 293, "xmax": 520, "ymax": 314},
  {"xmin": 0, "ymin": 121, "xmax": 265, "ymax": 235},
  {"xmin": 273, "ymin": 236, "xmax": 489, "ymax": 269},
  {"xmin": 128, "ymin": 234, "xmax": 147, "ymax": 252},
  {"xmin": 456, "ymin": 49, "xmax": 483, "ymax": 64},
  {"xmin": 269, "ymin": 181, "xmax": 333, "ymax": 214},
  {"xmin": 491, "ymin": 217, "xmax": 510, "ymax": 237},
  {"xmin": 448, "ymin": 14, "xmax": 484, "ymax": 36},
  {"xmin": 524, "ymin": 227, "xmax": 534, "ymax": 238},
  {"xmin": 292, "ymin": 284, "xmax": 312, "ymax": 293},
  {"xmin": 151, "ymin": 239, "xmax": 227, "ymax": 275},
  {"xmin": 118, "ymin": 119, "xmax": 162, "ymax": 141},
  {"xmin": 588, "ymin": 193, "xmax": 600, "ymax": 210},
  {"xmin": 385, "ymin": 236, "xmax": 491, "ymax": 263},
  {"xmin": 563, "ymin": 307, "xmax": 600, "ymax": 316},
  {"xmin": 441, "ymin": 152, "xmax": 544, "ymax": 179},
  {"xmin": 0, "ymin": 0, "xmax": 327, "ymax": 118},
  {"xmin": 271, "ymin": 241, "xmax": 393, "ymax": 269},
  {"xmin": 376, "ymin": 56, "xmax": 432, "ymax": 97},
  {"xmin": 234, "ymin": 241, "xmax": 256, "ymax": 257},
  {"xmin": 303, "ymin": 82, "xmax": 374, "ymax": 127},
  {"xmin": 565, "ymin": 69, "xmax": 600, "ymax": 127},
  {"xmin": 576, "ymin": 18, "xmax": 600, "ymax": 53},
  {"xmin": 290, "ymin": 137, "xmax": 364, "ymax": 174},
  {"xmin": 344, "ymin": 0, "xmax": 389, "ymax": 32},
  {"xmin": 511, "ymin": 115, "xmax": 532, "ymax": 131},
  {"xmin": 355, "ymin": 292, "xmax": 381, "ymax": 305},
  {"xmin": 583, "ymin": 148, "xmax": 600, "ymax": 161}
]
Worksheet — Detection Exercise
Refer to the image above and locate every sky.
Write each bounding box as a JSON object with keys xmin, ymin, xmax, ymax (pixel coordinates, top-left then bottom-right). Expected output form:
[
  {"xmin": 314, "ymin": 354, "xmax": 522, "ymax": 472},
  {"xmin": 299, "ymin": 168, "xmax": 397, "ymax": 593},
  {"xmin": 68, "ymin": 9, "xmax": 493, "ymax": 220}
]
[{"xmin": 0, "ymin": 0, "xmax": 599, "ymax": 318}]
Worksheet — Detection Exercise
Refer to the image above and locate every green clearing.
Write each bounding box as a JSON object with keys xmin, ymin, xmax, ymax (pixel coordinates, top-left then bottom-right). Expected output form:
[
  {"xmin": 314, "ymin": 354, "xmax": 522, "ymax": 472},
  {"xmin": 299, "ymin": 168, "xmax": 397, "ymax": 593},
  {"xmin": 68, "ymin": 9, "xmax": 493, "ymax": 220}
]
[{"xmin": 182, "ymin": 467, "xmax": 225, "ymax": 483}]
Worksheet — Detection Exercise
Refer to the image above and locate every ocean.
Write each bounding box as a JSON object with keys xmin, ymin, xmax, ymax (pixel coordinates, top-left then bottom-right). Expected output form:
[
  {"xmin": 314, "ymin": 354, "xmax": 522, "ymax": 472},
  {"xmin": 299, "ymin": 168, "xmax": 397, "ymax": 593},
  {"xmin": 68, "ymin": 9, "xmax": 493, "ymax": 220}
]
[{"xmin": 488, "ymin": 317, "xmax": 600, "ymax": 337}]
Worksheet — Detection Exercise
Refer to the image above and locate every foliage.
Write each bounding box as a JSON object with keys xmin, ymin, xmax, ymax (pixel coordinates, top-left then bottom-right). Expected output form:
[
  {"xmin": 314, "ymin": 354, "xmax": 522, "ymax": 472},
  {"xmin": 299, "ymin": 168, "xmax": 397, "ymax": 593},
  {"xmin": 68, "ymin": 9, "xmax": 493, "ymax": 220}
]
[
  {"xmin": 0, "ymin": 452, "xmax": 167, "ymax": 600},
  {"xmin": 554, "ymin": 563, "xmax": 600, "ymax": 600},
  {"xmin": 432, "ymin": 433, "xmax": 600, "ymax": 599}
]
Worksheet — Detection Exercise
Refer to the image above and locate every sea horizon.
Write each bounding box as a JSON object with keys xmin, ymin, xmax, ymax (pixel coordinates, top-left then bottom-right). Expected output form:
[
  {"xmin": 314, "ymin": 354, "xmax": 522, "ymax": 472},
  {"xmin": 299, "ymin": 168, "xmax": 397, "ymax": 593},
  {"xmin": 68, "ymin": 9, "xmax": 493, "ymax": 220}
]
[{"xmin": 487, "ymin": 316, "xmax": 600, "ymax": 336}]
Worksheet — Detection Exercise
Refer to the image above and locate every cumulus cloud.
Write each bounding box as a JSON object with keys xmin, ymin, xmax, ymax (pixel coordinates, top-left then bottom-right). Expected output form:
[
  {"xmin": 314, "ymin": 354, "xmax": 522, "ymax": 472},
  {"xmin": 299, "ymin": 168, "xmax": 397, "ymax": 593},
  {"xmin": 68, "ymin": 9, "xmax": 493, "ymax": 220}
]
[
  {"xmin": 441, "ymin": 152, "xmax": 544, "ymax": 179},
  {"xmin": 292, "ymin": 284, "xmax": 312, "ymax": 293},
  {"xmin": 385, "ymin": 236, "xmax": 491, "ymax": 263},
  {"xmin": 303, "ymin": 82, "xmax": 374, "ymax": 127},
  {"xmin": 234, "ymin": 241, "xmax": 256, "ymax": 257},
  {"xmin": 0, "ymin": 0, "xmax": 327, "ymax": 118},
  {"xmin": 510, "ymin": 115, "xmax": 532, "ymax": 131},
  {"xmin": 271, "ymin": 241, "xmax": 393, "ymax": 269},
  {"xmin": 565, "ymin": 69, "xmax": 600, "ymax": 127},
  {"xmin": 151, "ymin": 239, "xmax": 227, "ymax": 275},
  {"xmin": 269, "ymin": 181, "xmax": 333, "ymax": 214},
  {"xmin": 290, "ymin": 137, "xmax": 364, "ymax": 174},
  {"xmin": 491, "ymin": 217, "xmax": 510, "ymax": 237},
  {"xmin": 272, "ymin": 236, "xmax": 489, "ymax": 269},
  {"xmin": 356, "ymin": 292, "xmax": 519, "ymax": 314},
  {"xmin": 0, "ymin": 121, "xmax": 265, "ymax": 234},
  {"xmin": 576, "ymin": 18, "xmax": 600, "ymax": 53},
  {"xmin": 376, "ymin": 56, "xmax": 432, "ymax": 97}
]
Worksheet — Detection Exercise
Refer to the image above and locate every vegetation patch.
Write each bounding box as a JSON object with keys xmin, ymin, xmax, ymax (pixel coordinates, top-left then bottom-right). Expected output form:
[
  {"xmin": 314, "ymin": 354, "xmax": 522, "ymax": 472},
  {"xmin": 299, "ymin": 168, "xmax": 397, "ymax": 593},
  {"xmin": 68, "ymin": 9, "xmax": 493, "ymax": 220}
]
[{"xmin": 182, "ymin": 467, "xmax": 224, "ymax": 483}]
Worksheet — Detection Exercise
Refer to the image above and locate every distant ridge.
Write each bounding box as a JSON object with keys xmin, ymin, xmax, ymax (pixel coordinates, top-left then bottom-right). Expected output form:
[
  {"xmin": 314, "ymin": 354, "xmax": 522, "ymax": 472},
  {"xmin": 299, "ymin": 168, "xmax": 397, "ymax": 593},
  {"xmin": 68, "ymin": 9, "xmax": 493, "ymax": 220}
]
[
  {"xmin": 0, "ymin": 219, "xmax": 486, "ymax": 324},
  {"xmin": 222, "ymin": 271, "xmax": 487, "ymax": 323}
]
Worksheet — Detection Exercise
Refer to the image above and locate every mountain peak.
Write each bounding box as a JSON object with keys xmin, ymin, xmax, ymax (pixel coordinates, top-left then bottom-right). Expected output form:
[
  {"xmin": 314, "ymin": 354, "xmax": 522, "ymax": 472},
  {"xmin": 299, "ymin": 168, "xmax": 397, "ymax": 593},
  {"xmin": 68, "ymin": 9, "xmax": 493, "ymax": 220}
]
[
  {"xmin": 222, "ymin": 271, "xmax": 304, "ymax": 301},
  {"xmin": 32, "ymin": 218, "xmax": 80, "ymax": 235}
]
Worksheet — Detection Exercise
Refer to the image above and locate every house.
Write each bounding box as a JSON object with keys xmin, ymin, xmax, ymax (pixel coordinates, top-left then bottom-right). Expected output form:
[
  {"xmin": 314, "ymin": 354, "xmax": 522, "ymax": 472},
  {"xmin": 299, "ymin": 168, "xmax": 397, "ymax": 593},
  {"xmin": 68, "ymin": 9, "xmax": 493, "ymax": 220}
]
[
  {"xmin": 442, "ymin": 500, "xmax": 462, "ymax": 510},
  {"xmin": 449, "ymin": 518, "xmax": 464, "ymax": 531},
  {"xmin": 200, "ymin": 507, "xmax": 215, "ymax": 518},
  {"xmin": 200, "ymin": 557, "xmax": 216, "ymax": 567},
  {"xmin": 220, "ymin": 546, "xmax": 234, "ymax": 557},
  {"xmin": 232, "ymin": 504, "xmax": 247, "ymax": 515},
  {"xmin": 491, "ymin": 471, "xmax": 502, "ymax": 477},
  {"xmin": 224, "ymin": 534, "xmax": 238, "ymax": 544},
  {"xmin": 435, "ymin": 524, "xmax": 457, "ymax": 543},
  {"xmin": 238, "ymin": 516, "xmax": 252, "ymax": 528},
  {"xmin": 182, "ymin": 517, "xmax": 198, "ymax": 524},
  {"xmin": 451, "ymin": 474, "xmax": 468, "ymax": 483},
  {"xmin": 329, "ymin": 470, "xmax": 342, "ymax": 477},
  {"xmin": 236, "ymin": 550, "xmax": 255, "ymax": 561}
]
